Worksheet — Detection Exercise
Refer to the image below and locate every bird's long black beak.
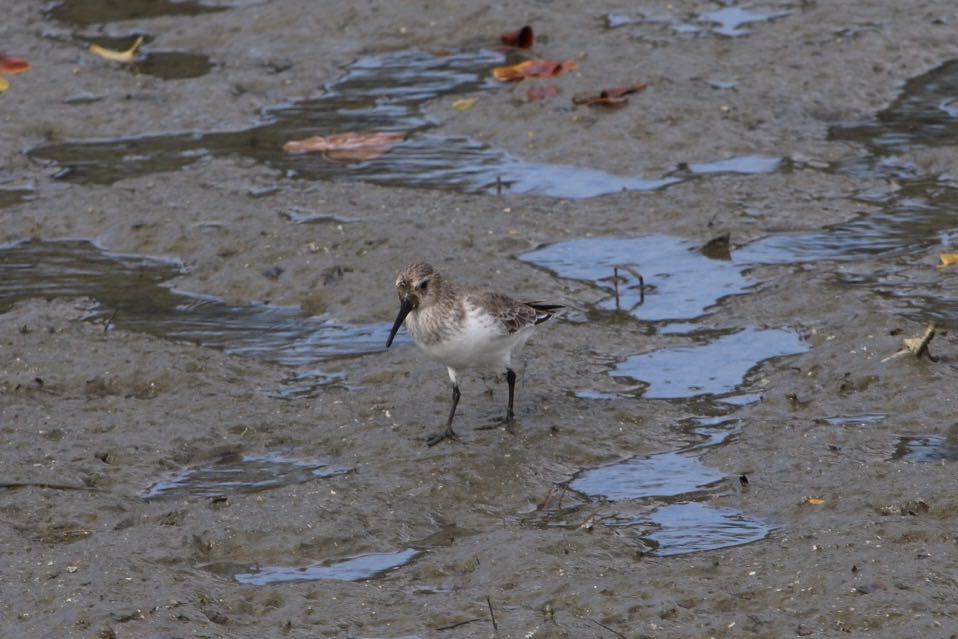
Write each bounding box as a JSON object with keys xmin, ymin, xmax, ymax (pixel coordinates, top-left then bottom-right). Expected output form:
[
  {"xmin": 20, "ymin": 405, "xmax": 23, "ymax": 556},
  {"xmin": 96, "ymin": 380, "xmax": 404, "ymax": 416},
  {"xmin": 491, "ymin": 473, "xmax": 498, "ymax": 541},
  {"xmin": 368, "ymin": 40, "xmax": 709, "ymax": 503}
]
[{"xmin": 386, "ymin": 297, "xmax": 414, "ymax": 347}]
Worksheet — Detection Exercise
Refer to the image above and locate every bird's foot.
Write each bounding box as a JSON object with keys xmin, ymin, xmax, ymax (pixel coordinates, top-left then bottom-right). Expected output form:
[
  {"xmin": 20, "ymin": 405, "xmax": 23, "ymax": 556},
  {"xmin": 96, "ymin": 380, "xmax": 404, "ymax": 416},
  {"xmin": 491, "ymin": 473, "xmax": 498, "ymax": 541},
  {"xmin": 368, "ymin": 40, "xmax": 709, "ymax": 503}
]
[
  {"xmin": 476, "ymin": 413, "xmax": 517, "ymax": 434},
  {"xmin": 426, "ymin": 427, "xmax": 459, "ymax": 447}
]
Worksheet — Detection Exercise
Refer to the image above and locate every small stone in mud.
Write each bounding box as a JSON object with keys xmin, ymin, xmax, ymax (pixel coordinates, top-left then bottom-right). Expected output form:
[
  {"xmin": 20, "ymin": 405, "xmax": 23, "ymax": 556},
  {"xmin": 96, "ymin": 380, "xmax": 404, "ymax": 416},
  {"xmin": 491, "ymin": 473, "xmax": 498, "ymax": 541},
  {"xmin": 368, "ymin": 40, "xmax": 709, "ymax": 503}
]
[
  {"xmin": 262, "ymin": 266, "xmax": 284, "ymax": 280},
  {"xmin": 701, "ymin": 232, "xmax": 732, "ymax": 260},
  {"xmin": 94, "ymin": 627, "xmax": 116, "ymax": 639}
]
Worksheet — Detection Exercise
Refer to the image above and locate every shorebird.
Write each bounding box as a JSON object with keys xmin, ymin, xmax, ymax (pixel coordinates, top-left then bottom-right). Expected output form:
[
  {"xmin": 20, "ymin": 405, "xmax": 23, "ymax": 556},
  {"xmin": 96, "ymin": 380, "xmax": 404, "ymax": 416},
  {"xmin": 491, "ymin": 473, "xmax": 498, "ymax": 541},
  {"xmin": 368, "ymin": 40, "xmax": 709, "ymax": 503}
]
[{"xmin": 386, "ymin": 262, "xmax": 562, "ymax": 446}]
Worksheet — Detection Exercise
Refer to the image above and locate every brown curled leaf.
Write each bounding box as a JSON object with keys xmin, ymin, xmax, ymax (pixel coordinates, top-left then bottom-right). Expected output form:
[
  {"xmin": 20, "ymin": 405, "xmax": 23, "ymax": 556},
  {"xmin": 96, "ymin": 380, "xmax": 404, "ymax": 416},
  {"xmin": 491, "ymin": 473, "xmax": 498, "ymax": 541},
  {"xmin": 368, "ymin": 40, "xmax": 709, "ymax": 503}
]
[
  {"xmin": 0, "ymin": 55, "xmax": 31, "ymax": 74},
  {"xmin": 493, "ymin": 58, "xmax": 578, "ymax": 82},
  {"xmin": 282, "ymin": 131, "xmax": 405, "ymax": 161},
  {"xmin": 573, "ymin": 82, "xmax": 648, "ymax": 107},
  {"xmin": 500, "ymin": 25, "xmax": 534, "ymax": 49},
  {"xmin": 527, "ymin": 84, "xmax": 561, "ymax": 101}
]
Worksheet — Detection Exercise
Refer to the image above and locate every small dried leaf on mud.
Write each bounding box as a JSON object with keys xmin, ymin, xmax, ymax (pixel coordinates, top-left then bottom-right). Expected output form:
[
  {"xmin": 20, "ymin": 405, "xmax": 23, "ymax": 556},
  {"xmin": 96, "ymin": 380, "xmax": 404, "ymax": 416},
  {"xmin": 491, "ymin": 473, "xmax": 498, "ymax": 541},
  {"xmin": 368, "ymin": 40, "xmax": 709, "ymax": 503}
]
[
  {"xmin": 572, "ymin": 82, "xmax": 647, "ymax": 107},
  {"xmin": 938, "ymin": 253, "xmax": 958, "ymax": 267},
  {"xmin": 282, "ymin": 131, "xmax": 405, "ymax": 161},
  {"xmin": 500, "ymin": 25, "xmax": 535, "ymax": 49},
  {"xmin": 801, "ymin": 496, "xmax": 825, "ymax": 505},
  {"xmin": 492, "ymin": 58, "xmax": 578, "ymax": 82},
  {"xmin": 89, "ymin": 36, "xmax": 144, "ymax": 63},
  {"xmin": 0, "ymin": 54, "xmax": 31, "ymax": 74}
]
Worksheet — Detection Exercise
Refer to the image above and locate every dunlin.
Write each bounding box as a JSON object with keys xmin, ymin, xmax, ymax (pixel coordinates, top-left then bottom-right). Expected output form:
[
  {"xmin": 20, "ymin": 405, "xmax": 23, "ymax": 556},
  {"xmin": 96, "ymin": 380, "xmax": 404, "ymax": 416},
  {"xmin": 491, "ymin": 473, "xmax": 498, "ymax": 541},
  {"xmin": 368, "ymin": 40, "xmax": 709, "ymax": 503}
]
[{"xmin": 386, "ymin": 262, "xmax": 562, "ymax": 446}]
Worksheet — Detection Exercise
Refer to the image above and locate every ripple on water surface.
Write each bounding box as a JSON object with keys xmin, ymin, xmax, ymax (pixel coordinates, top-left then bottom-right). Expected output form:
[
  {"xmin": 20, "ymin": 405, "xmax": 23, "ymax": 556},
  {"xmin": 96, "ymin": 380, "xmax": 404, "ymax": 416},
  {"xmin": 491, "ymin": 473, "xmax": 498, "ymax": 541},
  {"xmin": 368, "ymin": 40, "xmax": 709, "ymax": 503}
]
[
  {"xmin": 640, "ymin": 503, "xmax": 773, "ymax": 556},
  {"xmin": 144, "ymin": 452, "xmax": 352, "ymax": 499},
  {"xmin": 610, "ymin": 327, "xmax": 807, "ymax": 399},
  {"xmin": 737, "ymin": 59, "xmax": 958, "ymax": 266},
  {"xmin": 892, "ymin": 434, "xmax": 958, "ymax": 463},
  {"xmin": 0, "ymin": 239, "xmax": 391, "ymax": 365},
  {"xmin": 29, "ymin": 48, "xmax": 677, "ymax": 198},
  {"xmin": 571, "ymin": 452, "xmax": 725, "ymax": 501}
]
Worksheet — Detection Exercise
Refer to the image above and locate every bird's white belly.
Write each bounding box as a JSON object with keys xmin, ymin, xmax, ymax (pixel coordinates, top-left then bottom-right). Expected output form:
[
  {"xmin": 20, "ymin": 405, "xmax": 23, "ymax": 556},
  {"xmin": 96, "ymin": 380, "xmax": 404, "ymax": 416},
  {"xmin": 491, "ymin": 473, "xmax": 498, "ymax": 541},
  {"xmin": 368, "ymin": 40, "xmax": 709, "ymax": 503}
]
[{"xmin": 415, "ymin": 310, "xmax": 531, "ymax": 373}]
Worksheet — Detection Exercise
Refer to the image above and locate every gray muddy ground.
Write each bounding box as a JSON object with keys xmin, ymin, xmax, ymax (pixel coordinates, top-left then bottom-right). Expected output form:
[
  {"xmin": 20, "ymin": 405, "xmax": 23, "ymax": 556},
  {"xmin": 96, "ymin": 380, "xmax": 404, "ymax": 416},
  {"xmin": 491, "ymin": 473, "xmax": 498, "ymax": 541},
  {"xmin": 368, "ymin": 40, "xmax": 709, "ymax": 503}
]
[{"xmin": 3, "ymin": 1, "xmax": 958, "ymax": 637}]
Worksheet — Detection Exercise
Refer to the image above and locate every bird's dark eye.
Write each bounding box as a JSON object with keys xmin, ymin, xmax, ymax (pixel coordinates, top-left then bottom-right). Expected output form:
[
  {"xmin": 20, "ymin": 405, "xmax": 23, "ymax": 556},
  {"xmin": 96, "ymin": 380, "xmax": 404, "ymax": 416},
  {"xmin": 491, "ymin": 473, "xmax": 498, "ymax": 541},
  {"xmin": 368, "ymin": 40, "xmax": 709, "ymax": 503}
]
[{"xmin": 418, "ymin": 280, "xmax": 429, "ymax": 291}]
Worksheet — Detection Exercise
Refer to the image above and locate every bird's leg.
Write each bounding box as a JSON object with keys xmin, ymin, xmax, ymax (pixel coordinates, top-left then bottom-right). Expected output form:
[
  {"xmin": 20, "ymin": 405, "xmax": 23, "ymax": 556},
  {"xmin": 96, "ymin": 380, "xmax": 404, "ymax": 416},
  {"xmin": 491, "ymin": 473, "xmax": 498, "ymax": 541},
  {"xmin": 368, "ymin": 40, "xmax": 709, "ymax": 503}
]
[
  {"xmin": 427, "ymin": 383, "xmax": 461, "ymax": 446},
  {"xmin": 480, "ymin": 368, "xmax": 518, "ymax": 432},
  {"xmin": 504, "ymin": 368, "xmax": 517, "ymax": 423}
]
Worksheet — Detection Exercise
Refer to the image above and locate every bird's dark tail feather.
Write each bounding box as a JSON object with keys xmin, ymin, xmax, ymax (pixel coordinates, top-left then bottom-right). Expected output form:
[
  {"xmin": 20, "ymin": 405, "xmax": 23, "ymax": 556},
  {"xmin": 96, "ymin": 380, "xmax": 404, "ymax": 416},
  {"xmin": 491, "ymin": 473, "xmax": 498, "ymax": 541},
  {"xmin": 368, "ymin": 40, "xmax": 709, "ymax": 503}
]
[{"xmin": 527, "ymin": 302, "xmax": 565, "ymax": 325}]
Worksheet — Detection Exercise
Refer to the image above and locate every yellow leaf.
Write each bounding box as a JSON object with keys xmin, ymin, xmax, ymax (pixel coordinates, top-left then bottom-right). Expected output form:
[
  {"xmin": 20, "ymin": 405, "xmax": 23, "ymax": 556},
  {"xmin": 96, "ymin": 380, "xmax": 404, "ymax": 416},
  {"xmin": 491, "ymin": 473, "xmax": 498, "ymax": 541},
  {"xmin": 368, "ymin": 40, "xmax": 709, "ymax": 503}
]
[
  {"xmin": 90, "ymin": 35, "xmax": 144, "ymax": 63},
  {"xmin": 938, "ymin": 253, "xmax": 958, "ymax": 267},
  {"xmin": 452, "ymin": 97, "xmax": 477, "ymax": 111},
  {"xmin": 492, "ymin": 58, "xmax": 578, "ymax": 82},
  {"xmin": 0, "ymin": 76, "xmax": 8, "ymax": 92},
  {"xmin": 802, "ymin": 496, "xmax": 825, "ymax": 505}
]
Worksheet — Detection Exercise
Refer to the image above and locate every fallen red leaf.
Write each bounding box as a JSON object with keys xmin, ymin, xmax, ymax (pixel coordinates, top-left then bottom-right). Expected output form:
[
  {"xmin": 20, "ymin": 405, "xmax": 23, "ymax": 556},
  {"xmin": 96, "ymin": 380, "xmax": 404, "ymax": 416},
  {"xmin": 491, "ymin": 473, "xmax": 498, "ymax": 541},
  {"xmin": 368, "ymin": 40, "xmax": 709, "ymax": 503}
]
[
  {"xmin": 573, "ymin": 82, "xmax": 647, "ymax": 107},
  {"xmin": 493, "ymin": 58, "xmax": 577, "ymax": 82},
  {"xmin": 527, "ymin": 84, "xmax": 561, "ymax": 101},
  {"xmin": 283, "ymin": 132, "xmax": 405, "ymax": 161},
  {"xmin": 500, "ymin": 25, "xmax": 534, "ymax": 49},
  {"xmin": 0, "ymin": 55, "xmax": 31, "ymax": 74}
]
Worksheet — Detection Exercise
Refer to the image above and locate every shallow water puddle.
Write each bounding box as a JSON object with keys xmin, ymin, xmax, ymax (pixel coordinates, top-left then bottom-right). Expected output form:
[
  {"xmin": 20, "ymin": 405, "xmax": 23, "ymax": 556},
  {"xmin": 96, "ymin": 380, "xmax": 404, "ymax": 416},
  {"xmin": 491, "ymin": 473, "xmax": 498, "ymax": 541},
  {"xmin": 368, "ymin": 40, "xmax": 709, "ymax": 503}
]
[
  {"xmin": 519, "ymin": 235, "xmax": 749, "ymax": 323},
  {"xmin": 697, "ymin": 7, "xmax": 791, "ymax": 37},
  {"xmin": 76, "ymin": 35, "xmax": 214, "ymax": 80},
  {"xmin": 570, "ymin": 451, "xmax": 724, "ymax": 501},
  {"xmin": 892, "ymin": 434, "xmax": 958, "ymax": 463},
  {"xmin": 48, "ymin": 0, "xmax": 229, "ymax": 26},
  {"xmin": 738, "ymin": 59, "xmax": 958, "ymax": 264},
  {"xmin": 831, "ymin": 59, "xmax": 958, "ymax": 153},
  {"xmin": 735, "ymin": 178, "xmax": 958, "ymax": 264},
  {"xmin": 686, "ymin": 154, "xmax": 782, "ymax": 175},
  {"xmin": 638, "ymin": 503, "xmax": 773, "ymax": 556},
  {"xmin": 29, "ymin": 46, "xmax": 776, "ymax": 197},
  {"xmin": 611, "ymin": 327, "xmax": 806, "ymax": 399},
  {"xmin": 0, "ymin": 188, "xmax": 33, "ymax": 209},
  {"xmin": 822, "ymin": 414, "xmax": 887, "ymax": 427},
  {"xmin": 605, "ymin": 6, "xmax": 790, "ymax": 38},
  {"xmin": 234, "ymin": 548, "xmax": 418, "ymax": 585},
  {"xmin": 0, "ymin": 239, "xmax": 390, "ymax": 365},
  {"xmin": 144, "ymin": 452, "xmax": 351, "ymax": 499}
]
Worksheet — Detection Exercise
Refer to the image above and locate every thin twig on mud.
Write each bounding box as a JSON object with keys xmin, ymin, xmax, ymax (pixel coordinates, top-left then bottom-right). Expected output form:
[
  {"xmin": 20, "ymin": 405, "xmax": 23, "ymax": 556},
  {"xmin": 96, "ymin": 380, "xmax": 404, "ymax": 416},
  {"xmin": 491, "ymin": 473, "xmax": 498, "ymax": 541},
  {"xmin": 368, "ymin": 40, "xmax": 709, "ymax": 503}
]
[
  {"xmin": 103, "ymin": 309, "xmax": 118, "ymax": 332},
  {"xmin": 486, "ymin": 596, "xmax": 498, "ymax": 632},
  {"xmin": 0, "ymin": 482, "xmax": 98, "ymax": 492},
  {"xmin": 611, "ymin": 263, "xmax": 644, "ymax": 311},
  {"xmin": 588, "ymin": 617, "xmax": 627, "ymax": 639},
  {"xmin": 436, "ymin": 618, "xmax": 484, "ymax": 632},
  {"xmin": 539, "ymin": 484, "xmax": 566, "ymax": 511}
]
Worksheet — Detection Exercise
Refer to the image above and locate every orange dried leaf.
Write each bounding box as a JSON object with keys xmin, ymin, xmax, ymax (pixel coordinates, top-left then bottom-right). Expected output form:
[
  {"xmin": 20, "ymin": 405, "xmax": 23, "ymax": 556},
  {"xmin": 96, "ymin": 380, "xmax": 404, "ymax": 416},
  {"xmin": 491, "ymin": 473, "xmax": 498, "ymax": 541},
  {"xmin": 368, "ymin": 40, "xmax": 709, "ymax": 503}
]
[
  {"xmin": 938, "ymin": 253, "xmax": 958, "ymax": 267},
  {"xmin": 500, "ymin": 25, "xmax": 534, "ymax": 49},
  {"xmin": 573, "ymin": 82, "xmax": 647, "ymax": 107},
  {"xmin": 801, "ymin": 496, "xmax": 825, "ymax": 506},
  {"xmin": 492, "ymin": 57, "xmax": 578, "ymax": 82},
  {"xmin": 282, "ymin": 131, "xmax": 405, "ymax": 161},
  {"xmin": 90, "ymin": 36, "xmax": 144, "ymax": 63},
  {"xmin": 0, "ymin": 55, "xmax": 31, "ymax": 74},
  {"xmin": 527, "ymin": 84, "xmax": 561, "ymax": 101}
]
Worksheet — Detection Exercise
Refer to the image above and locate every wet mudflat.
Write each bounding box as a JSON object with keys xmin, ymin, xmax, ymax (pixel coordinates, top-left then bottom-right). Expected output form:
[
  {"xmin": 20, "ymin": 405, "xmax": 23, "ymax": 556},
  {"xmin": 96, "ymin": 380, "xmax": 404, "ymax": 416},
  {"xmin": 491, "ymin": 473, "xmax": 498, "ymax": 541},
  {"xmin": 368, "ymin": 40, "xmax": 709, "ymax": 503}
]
[{"xmin": 4, "ymin": 1, "xmax": 958, "ymax": 638}]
